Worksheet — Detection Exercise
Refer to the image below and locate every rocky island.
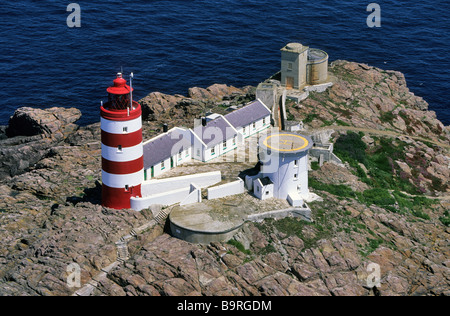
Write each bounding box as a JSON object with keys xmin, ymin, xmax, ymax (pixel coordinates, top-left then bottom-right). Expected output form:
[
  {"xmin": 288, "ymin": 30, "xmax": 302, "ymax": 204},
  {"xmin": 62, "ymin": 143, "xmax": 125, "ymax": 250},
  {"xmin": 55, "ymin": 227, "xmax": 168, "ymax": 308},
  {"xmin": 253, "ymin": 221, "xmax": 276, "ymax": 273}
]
[{"xmin": 0, "ymin": 60, "xmax": 449, "ymax": 296}]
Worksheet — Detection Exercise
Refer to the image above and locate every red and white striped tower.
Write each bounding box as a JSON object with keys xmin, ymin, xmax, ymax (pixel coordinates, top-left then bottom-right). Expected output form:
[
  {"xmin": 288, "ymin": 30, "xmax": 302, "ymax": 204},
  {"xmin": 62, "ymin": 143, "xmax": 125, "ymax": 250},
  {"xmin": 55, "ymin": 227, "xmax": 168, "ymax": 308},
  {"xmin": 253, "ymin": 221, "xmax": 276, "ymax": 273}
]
[{"xmin": 101, "ymin": 73, "xmax": 144, "ymax": 209}]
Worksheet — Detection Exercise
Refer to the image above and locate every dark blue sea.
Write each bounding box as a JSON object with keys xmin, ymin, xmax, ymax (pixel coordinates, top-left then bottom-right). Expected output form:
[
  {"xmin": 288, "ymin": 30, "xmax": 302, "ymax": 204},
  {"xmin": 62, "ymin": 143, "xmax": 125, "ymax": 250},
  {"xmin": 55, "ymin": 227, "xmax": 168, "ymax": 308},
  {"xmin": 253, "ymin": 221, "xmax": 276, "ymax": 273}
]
[{"xmin": 0, "ymin": 0, "xmax": 448, "ymax": 126}]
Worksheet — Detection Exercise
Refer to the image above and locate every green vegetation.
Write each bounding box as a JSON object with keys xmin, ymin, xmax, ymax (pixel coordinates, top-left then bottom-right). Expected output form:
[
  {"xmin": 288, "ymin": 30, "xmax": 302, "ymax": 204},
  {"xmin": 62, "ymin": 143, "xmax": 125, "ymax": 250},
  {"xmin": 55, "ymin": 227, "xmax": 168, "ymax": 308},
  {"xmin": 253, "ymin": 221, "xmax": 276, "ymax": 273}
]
[
  {"xmin": 227, "ymin": 239, "xmax": 251, "ymax": 255},
  {"xmin": 360, "ymin": 237, "xmax": 384, "ymax": 257},
  {"xmin": 362, "ymin": 188, "xmax": 396, "ymax": 207},
  {"xmin": 303, "ymin": 113, "xmax": 318, "ymax": 123},
  {"xmin": 272, "ymin": 209, "xmax": 333, "ymax": 250},
  {"xmin": 311, "ymin": 161, "xmax": 320, "ymax": 171},
  {"xmin": 309, "ymin": 178, "xmax": 357, "ymax": 200},
  {"xmin": 286, "ymin": 110, "xmax": 295, "ymax": 121},
  {"xmin": 440, "ymin": 211, "xmax": 450, "ymax": 227},
  {"xmin": 336, "ymin": 119, "xmax": 351, "ymax": 127},
  {"xmin": 334, "ymin": 132, "xmax": 417, "ymax": 194},
  {"xmin": 309, "ymin": 176, "xmax": 436, "ymax": 220},
  {"xmin": 321, "ymin": 120, "xmax": 334, "ymax": 127},
  {"xmin": 380, "ymin": 111, "xmax": 396, "ymax": 124},
  {"xmin": 259, "ymin": 243, "xmax": 277, "ymax": 256}
]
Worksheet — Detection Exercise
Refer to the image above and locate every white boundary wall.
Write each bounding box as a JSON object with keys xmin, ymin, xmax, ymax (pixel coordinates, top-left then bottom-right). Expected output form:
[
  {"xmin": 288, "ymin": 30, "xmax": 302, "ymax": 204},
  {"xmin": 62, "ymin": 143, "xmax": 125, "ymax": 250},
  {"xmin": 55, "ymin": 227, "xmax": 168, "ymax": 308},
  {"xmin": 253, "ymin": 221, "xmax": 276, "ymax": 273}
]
[
  {"xmin": 180, "ymin": 183, "xmax": 202, "ymax": 206},
  {"xmin": 207, "ymin": 179, "xmax": 245, "ymax": 200},
  {"xmin": 141, "ymin": 171, "xmax": 221, "ymax": 196},
  {"xmin": 130, "ymin": 187, "xmax": 191, "ymax": 212}
]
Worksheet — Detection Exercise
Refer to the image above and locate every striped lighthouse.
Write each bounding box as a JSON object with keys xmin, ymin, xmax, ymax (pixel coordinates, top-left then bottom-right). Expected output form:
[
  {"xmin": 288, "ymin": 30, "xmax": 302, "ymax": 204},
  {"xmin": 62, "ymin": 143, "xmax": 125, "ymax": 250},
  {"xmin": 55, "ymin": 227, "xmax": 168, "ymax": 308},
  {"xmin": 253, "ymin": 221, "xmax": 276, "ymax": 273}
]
[{"xmin": 101, "ymin": 73, "xmax": 144, "ymax": 210}]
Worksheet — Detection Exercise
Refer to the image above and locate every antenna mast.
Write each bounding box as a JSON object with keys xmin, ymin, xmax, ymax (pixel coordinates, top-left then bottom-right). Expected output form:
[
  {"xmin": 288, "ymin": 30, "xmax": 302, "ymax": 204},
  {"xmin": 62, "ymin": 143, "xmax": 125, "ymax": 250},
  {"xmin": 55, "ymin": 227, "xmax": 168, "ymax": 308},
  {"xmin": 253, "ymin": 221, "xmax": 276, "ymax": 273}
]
[{"xmin": 130, "ymin": 72, "xmax": 134, "ymax": 110}]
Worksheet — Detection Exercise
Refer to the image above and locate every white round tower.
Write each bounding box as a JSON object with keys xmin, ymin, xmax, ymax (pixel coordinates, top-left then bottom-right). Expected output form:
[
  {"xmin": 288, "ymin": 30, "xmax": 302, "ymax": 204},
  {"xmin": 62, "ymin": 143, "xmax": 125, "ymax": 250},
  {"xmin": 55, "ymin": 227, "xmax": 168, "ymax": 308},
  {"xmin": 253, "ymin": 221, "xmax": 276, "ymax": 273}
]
[{"xmin": 258, "ymin": 132, "xmax": 313, "ymax": 200}]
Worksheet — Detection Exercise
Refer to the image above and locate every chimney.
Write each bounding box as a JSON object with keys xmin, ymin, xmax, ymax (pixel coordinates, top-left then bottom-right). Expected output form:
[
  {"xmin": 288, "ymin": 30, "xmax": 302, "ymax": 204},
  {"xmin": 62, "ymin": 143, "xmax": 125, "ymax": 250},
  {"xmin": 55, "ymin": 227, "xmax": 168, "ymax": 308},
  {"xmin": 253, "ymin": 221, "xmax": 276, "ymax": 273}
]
[{"xmin": 163, "ymin": 124, "xmax": 168, "ymax": 133}]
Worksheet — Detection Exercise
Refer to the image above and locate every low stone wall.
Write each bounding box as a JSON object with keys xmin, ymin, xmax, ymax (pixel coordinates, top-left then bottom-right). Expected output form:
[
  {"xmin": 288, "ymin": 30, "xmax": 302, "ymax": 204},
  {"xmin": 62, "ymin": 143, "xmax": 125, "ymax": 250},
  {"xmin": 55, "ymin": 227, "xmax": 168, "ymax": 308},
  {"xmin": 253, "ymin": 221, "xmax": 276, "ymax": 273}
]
[
  {"xmin": 247, "ymin": 207, "xmax": 312, "ymax": 223},
  {"xmin": 207, "ymin": 178, "xmax": 245, "ymax": 200},
  {"xmin": 309, "ymin": 143, "xmax": 342, "ymax": 165}
]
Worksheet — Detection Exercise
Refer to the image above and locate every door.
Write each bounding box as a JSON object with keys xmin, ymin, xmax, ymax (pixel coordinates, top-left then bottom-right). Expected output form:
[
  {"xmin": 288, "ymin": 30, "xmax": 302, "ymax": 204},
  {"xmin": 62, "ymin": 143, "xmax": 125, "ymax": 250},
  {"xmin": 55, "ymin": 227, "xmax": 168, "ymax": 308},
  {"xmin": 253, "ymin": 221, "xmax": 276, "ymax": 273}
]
[{"xmin": 286, "ymin": 76, "xmax": 294, "ymax": 90}]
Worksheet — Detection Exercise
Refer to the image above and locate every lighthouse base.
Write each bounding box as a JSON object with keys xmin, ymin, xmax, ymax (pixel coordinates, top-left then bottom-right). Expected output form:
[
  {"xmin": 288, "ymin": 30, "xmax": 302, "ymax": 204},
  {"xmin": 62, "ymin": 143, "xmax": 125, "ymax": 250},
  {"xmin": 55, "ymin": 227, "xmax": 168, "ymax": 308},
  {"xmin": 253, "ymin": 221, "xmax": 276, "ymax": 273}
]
[{"xmin": 102, "ymin": 184, "xmax": 142, "ymax": 210}]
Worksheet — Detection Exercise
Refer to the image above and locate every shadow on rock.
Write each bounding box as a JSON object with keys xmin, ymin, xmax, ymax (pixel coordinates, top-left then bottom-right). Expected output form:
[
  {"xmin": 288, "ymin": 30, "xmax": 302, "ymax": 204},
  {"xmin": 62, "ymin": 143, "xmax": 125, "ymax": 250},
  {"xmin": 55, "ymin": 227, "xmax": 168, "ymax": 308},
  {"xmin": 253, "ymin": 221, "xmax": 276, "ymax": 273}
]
[{"xmin": 66, "ymin": 181, "xmax": 102, "ymax": 206}]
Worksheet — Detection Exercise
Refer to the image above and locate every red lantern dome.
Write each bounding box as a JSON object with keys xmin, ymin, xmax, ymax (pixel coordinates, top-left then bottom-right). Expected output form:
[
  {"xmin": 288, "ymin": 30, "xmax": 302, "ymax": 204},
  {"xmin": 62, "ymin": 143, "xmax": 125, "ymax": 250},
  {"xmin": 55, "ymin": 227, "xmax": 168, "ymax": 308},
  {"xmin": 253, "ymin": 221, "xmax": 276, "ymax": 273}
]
[
  {"xmin": 107, "ymin": 73, "xmax": 134, "ymax": 95},
  {"xmin": 103, "ymin": 73, "xmax": 136, "ymax": 112}
]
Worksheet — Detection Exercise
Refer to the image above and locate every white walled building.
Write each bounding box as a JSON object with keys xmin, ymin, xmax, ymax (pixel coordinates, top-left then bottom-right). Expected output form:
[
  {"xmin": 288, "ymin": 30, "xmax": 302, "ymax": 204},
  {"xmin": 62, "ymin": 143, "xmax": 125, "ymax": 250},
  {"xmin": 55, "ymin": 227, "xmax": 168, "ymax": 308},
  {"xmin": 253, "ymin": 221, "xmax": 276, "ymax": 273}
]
[
  {"xmin": 141, "ymin": 100, "xmax": 273, "ymax": 179},
  {"xmin": 256, "ymin": 132, "xmax": 313, "ymax": 206},
  {"xmin": 192, "ymin": 114, "xmax": 238, "ymax": 162},
  {"xmin": 142, "ymin": 127, "xmax": 193, "ymax": 180},
  {"xmin": 253, "ymin": 177, "xmax": 274, "ymax": 201},
  {"xmin": 224, "ymin": 99, "xmax": 271, "ymax": 139}
]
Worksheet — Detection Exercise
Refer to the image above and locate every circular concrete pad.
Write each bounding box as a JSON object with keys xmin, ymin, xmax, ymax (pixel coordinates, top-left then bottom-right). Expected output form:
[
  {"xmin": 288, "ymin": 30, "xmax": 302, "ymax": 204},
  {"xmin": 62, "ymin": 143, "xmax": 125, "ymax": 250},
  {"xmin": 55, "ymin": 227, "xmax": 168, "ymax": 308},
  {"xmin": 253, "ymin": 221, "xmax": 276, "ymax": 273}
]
[{"xmin": 169, "ymin": 203, "xmax": 245, "ymax": 244}]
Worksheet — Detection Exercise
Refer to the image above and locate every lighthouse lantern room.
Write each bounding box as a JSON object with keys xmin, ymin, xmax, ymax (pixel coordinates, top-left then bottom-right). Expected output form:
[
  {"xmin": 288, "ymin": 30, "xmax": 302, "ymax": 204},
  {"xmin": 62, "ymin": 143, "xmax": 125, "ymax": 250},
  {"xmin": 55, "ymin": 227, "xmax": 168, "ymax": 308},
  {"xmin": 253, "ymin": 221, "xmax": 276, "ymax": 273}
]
[{"xmin": 101, "ymin": 73, "xmax": 144, "ymax": 210}]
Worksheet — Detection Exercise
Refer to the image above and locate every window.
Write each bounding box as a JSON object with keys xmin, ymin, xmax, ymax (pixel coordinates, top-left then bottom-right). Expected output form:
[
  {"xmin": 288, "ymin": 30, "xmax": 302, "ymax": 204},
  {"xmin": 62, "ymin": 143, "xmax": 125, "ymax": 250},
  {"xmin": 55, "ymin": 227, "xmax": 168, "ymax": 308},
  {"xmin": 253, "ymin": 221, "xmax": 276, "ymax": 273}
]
[
  {"xmin": 263, "ymin": 118, "xmax": 266, "ymax": 125},
  {"xmin": 211, "ymin": 147, "xmax": 216, "ymax": 155},
  {"xmin": 288, "ymin": 62, "xmax": 293, "ymax": 71},
  {"xmin": 197, "ymin": 149, "xmax": 201, "ymax": 157},
  {"xmin": 123, "ymin": 127, "xmax": 128, "ymax": 133},
  {"xmin": 294, "ymin": 160, "xmax": 298, "ymax": 166},
  {"xmin": 243, "ymin": 126, "xmax": 246, "ymax": 134},
  {"xmin": 266, "ymin": 191, "xmax": 270, "ymax": 196},
  {"xmin": 125, "ymin": 185, "xmax": 129, "ymax": 192},
  {"xmin": 179, "ymin": 150, "xmax": 183, "ymax": 160},
  {"xmin": 117, "ymin": 145, "xmax": 123, "ymax": 153},
  {"xmin": 233, "ymin": 137, "xmax": 237, "ymax": 146},
  {"xmin": 256, "ymin": 186, "xmax": 260, "ymax": 192},
  {"xmin": 253, "ymin": 122, "xmax": 256, "ymax": 129},
  {"xmin": 223, "ymin": 140, "xmax": 227, "ymax": 149},
  {"xmin": 161, "ymin": 161, "xmax": 165, "ymax": 170},
  {"xmin": 294, "ymin": 174, "xmax": 298, "ymax": 180}
]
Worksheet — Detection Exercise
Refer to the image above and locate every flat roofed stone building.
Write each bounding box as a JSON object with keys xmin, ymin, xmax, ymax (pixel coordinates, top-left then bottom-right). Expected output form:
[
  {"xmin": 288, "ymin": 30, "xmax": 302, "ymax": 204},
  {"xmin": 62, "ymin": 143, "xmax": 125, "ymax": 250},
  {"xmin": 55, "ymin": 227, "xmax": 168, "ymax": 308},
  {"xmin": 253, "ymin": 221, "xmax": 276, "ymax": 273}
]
[
  {"xmin": 281, "ymin": 42, "xmax": 329, "ymax": 90},
  {"xmin": 281, "ymin": 43, "xmax": 309, "ymax": 90}
]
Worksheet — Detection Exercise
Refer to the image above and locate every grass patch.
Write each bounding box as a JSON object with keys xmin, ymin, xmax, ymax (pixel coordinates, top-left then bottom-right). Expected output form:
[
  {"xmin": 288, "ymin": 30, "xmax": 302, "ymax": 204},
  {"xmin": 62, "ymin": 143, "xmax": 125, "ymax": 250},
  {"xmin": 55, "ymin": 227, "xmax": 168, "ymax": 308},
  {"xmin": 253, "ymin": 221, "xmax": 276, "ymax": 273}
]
[
  {"xmin": 227, "ymin": 239, "xmax": 251, "ymax": 255},
  {"xmin": 336, "ymin": 119, "xmax": 351, "ymax": 127},
  {"xmin": 259, "ymin": 243, "xmax": 277, "ymax": 256},
  {"xmin": 360, "ymin": 237, "xmax": 384, "ymax": 257},
  {"xmin": 380, "ymin": 111, "xmax": 396, "ymax": 124},
  {"xmin": 362, "ymin": 188, "xmax": 396, "ymax": 207},
  {"xmin": 334, "ymin": 132, "xmax": 417, "ymax": 194},
  {"xmin": 321, "ymin": 120, "xmax": 334, "ymax": 127},
  {"xmin": 286, "ymin": 109, "xmax": 295, "ymax": 121},
  {"xmin": 411, "ymin": 209, "xmax": 431, "ymax": 220},
  {"xmin": 303, "ymin": 113, "xmax": 318, "ymax": 124},
  {"xmin": 440, "ymin": 211, "xmax": 450, "ymax": 227},
  {"xmin": 309, "ymin": 178, "xmax": 357, "ymax": 200},
  {"xmin": 311, "ymin": 162, "xmax": 320, "ymax": 171}
]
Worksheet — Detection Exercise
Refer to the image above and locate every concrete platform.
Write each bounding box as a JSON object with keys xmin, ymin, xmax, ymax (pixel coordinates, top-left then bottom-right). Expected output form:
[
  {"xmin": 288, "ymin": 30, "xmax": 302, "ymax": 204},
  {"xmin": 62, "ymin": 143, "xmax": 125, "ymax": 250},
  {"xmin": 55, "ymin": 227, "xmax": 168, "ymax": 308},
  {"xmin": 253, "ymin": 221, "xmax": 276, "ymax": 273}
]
[{"xmin": 169, "ymin": 203, "xmax": 245, "ymax": 244}]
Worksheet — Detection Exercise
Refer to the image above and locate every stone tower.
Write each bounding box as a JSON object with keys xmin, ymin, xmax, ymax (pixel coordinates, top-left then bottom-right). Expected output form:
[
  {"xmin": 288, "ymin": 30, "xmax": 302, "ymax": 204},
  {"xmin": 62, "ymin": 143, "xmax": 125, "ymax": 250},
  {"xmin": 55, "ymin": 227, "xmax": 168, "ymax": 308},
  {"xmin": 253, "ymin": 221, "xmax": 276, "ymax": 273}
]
[{"xmin": 281, "ymin": 43, "xmax": 309, "ymax": 90}]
